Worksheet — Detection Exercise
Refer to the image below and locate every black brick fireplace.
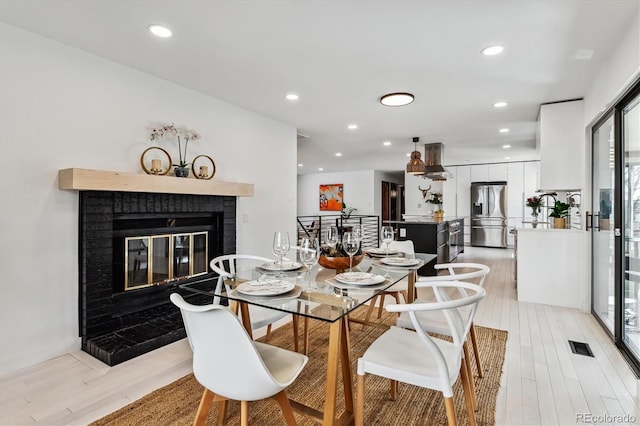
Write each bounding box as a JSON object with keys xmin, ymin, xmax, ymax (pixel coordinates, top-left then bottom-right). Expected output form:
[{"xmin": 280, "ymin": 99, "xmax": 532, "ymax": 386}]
[{"xmin": 79, "ymin": 191, "xmax": 236, "ymax": 365}]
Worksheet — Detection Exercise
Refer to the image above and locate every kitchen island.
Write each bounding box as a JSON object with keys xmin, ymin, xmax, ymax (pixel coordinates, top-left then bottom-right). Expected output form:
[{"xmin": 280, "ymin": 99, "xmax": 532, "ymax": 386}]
[
  {"xmin": 385, "ymin": 218, "xmax": 464, "ymax": 271},
  {"xmin": 516, "ymin": 227, "xmax": 588, "ymax": 311}
]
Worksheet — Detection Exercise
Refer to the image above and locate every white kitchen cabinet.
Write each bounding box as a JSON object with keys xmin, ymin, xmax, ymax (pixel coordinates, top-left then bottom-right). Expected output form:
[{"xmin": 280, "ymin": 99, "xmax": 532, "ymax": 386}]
[
  {"xmin": 442, "ymin": 165, "xmax": 457, "ymax": 215},
  {"xmin": 470, "ymin": 164, "xmax": 489, "ymax": 182},
  {"xmin": 456, "ymin": 166, "xmax": 472, "ymax": 244},
  {"xmin": 506, "ymin": 162, "xmax": 524, "ymax": 246},
  {"xmin": 488, "ymin": 163, "xmax": 508, "ymax": 181},
  {"xmin": 538, "ymin": 100, "xmax": 584, "ymax": 190}
]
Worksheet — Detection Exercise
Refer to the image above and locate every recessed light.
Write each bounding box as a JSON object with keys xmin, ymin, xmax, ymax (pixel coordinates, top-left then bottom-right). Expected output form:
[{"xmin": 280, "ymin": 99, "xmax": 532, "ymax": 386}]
[
  {"xmin": 335, "ymin": 152, "xmax": 342, "ymax": 157},
  {"xmin": 406, "ymin": 153, "xmax": 411, "ymax": 157},
  {"xmin": 482, "ymin": 45, "xmax": 504, "ymax": 56},
  {"xmin": 147, "ymin": 24, "xmax": 172, "ymax": 38},
  {"xmin": 347, "ymin": 124, "xmax": 358, "ymax": 130},
  {"xmin": 383, "ymin": 141, "xmax": 392, "ymax": 146},
  {"xmin": 493, "ymin": 101, "xmax": 508, "ymax": 108},
  {"xmin": 499, "ymin": 128, "xmax": 510, "ymax": 133},
  {"xmin": 380, "ymin": 92, "xmax": 414, "ymax": 107},
  {"xmin": 505, "ymin": 156, "xmax": 511, "ymax": 160},
  {"xmin": 318, "ymin": 167, "xmax": 324, "ymax": 171},
  {"xmin": 502, "ymin": 144, "xmax": 511, "ymax": 149},
  {"xmin": 298, "ymin": 163, "xmax": 303, "ymax": 167},
  {"xmin": 286, "ymin": 93, "xmax": 299, "ymax": 101}
]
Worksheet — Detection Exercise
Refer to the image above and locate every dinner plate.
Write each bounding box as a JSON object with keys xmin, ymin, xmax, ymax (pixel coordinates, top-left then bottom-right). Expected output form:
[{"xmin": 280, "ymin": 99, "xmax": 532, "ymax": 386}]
[
  {"xmin": 236, "ymin": 279, "xmax": 295, "ymax": 296},
  {"xmin": 366, "ymin": 247, "xmax": 400, "ymax": 257},
  {"xmin": 258, "ymin": 260, "xmax": 303, "ymax": 272},
  {"xmin": 335, "ymin": 272, "xmax": 386, "ymax": 286},
  {"xmin": 380, "ymin": 257, "xmax": 421, "ymax": 267}
]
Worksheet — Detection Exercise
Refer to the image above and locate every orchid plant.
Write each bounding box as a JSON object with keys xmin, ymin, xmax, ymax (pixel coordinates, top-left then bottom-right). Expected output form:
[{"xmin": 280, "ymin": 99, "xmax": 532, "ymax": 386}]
[{"xmin": 149, "ymin": 123, "xmax": 200, "ymax": 168}]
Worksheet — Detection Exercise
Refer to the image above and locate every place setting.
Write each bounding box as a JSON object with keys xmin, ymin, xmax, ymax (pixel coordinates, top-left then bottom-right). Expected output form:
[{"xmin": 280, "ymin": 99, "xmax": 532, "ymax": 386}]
[{"xmin": 232, "ymin": 277, "xmax": 302, "ymax": 301}]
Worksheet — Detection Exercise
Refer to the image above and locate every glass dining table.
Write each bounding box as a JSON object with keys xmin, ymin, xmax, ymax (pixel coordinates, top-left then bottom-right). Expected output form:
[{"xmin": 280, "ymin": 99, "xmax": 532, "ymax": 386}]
[{"xmin": 180, "ymin": 254, "xmax": 426, "ymax": 426}]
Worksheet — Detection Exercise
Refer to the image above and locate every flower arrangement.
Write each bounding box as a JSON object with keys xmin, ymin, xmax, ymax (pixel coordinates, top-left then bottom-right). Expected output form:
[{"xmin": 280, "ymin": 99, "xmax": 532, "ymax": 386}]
[
  {"xmin": 149, "ymin": 123, "xmax": 200, "ymax": 168},
  {"xmin": 526, "ymin": 196, "xmax": 542, "ymax": 214},
  {"xmin": 425, "ymin": 191, "xmax": 443, "ymax": 205}
]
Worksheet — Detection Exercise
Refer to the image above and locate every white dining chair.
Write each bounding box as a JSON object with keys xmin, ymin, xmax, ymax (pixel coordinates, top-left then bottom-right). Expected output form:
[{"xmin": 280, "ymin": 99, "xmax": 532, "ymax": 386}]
[
  {"xmin": 355, "ymin": 281, "xmax": 486, "ymax": 426},
  {"xmin": 170, "ymin": 293, "xmax": 308, "ymax": 425},
  {"xmin": 396, "ymin": 263, "xmax": 490, "ymax": 380},
  {"xmin": 210, "ymin": 254, "xmax": 304, "ymax": 351},
  {"xmin": 363, "ymin": 240, "xmax": 416, "ymax": 326}
]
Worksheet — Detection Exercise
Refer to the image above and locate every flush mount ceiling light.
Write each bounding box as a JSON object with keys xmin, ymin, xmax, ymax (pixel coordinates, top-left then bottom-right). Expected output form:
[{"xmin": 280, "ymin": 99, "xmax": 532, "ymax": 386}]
[
  {"xmin": 286, "ymin": 93, "xmax": 299, "ymax": 101},
  {"xmin": 493, "ymin": 101, "xmax": 508, "ymax": 108},
  {"xmin": 147, "ymin": 24, "xmax": 172, "ymax": 38},
  {"xmin": 380, "ymin": 92, "xmax": 414, "ymax": 107},
  {"xmin": 481, "ymin": 45, "xmax": 504, "ymax": 56},
  {"xmin": 406, "ymin": 137, "xmax": 425, "ymax": 175}
]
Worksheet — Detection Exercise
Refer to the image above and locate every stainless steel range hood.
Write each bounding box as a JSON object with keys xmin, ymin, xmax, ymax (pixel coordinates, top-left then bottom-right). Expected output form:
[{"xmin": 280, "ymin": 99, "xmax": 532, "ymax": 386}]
[{"xmin": 423, "ymin": 143, "xmax": 453, "ymax": 181}]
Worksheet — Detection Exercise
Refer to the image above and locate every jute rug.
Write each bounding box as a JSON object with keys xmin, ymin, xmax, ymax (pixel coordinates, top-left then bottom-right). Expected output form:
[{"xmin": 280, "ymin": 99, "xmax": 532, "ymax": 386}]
[{"xmin": 91, "ymin": 306, "xmax": 507, "ymax": 425}]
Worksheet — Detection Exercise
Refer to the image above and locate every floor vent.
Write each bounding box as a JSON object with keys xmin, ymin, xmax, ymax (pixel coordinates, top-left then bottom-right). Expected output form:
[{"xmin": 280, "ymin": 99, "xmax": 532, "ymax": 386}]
[{"xmin": 569, "ymin": 340, "xmax": 595, "ymax": 357}]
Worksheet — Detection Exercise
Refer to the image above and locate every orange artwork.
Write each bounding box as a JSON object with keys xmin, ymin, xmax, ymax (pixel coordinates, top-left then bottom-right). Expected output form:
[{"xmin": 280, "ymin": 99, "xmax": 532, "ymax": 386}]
[{"xmin": 319, "ymin": 184, "xmax": 343, "ymax": 211}]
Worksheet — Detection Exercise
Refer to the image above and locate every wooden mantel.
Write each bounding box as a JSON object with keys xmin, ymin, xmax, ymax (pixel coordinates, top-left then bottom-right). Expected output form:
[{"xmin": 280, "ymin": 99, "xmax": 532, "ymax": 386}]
[{"xmin": 58, "ymin": 168, "xmax": 254, "ymax": 197}]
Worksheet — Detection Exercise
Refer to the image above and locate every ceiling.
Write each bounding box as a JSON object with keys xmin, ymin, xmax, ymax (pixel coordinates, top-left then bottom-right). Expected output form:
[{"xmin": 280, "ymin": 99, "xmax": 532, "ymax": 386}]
[{"xmin": 1, "ymin": 0, "xmax": 638, "ymax": 175}]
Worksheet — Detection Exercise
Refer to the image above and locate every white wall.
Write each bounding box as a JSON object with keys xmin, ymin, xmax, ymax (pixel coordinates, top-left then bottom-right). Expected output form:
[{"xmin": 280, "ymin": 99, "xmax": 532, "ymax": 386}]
[
  {"xmin": 403, "ymin": 172, "xmax": 444, "ymax": 215},
  {"xmin": 0, "ymin": 23, "xmax": 297, "ymax": 375},
  {"xmin": 297, "ymin": 170, "xmax": 375, "ymax": 216}
]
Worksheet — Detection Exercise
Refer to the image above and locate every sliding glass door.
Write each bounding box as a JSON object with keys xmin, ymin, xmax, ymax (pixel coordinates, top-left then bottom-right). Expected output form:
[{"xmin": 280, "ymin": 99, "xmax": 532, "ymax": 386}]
[
  {"xmin": 592, "ymin": 113, "xmax": 615, "ymax": 333},
  {"xmin": 622, "ymin": 87, "xmax": 640, "ymax": 362},
  {"xmin": 591, "ymin": 78, "xmax": 640, "ymax": 375}
]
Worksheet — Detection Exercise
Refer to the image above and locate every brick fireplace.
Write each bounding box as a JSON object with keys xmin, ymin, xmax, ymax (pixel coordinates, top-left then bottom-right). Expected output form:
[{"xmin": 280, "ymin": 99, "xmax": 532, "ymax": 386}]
[{"xmin": 79, "ymin": 190, "xmax": 236, "ymax": 365}]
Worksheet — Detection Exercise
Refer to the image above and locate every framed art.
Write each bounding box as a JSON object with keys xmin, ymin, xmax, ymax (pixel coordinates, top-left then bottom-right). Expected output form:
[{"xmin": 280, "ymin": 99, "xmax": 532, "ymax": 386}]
[{"xmin": 319, "ymin": 184, "xmax": 343, "ymax": 211}]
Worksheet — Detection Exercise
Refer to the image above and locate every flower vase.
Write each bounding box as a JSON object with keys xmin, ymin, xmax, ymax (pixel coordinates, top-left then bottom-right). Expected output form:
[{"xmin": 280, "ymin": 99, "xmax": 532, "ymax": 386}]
[
  {"xmin": 174, "ymin": 166, "xmax": 189, "ymax": 178},
  {"xmin": 531, "ymin": 210, "xmax": 539, "ymax": 228}
]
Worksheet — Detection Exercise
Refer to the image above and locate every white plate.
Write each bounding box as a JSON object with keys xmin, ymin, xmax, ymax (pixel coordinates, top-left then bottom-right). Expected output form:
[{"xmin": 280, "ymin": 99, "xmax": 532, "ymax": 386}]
[
  {"xmin": 380, "ymin": 257, "xmax": 421, "ymax": 267},
  {"xmin": 236, "ymin": 279, "xmax": 295, "ymax": 296},
  {"xmin": 335, "ymin": 272, "xmax": 386, "ymax": 286},
  {"xmin": 258, "ymin": 261, "xmax": 303, "ymax": 272},
  {"xmin": 366, "ymin": 247, "xmax": 400, "ymax": 257}
]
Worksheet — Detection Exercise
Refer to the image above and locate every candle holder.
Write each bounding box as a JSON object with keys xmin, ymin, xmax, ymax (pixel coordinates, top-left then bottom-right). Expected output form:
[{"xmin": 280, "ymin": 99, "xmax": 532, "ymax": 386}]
[
  {"xmin": 140, "ymin": 147, "xmax": 172, "ymax": 176},
  {"xmin": 191, "ymin": 155, "xmax": 216, "ymax": 180}
]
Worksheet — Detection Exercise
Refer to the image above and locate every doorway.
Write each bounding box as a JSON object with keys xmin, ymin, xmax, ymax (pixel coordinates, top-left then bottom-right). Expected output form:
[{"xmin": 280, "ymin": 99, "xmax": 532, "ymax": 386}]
[{"xmin": 381, "ymin": 181, "xmax": 403, "ymax": 222}]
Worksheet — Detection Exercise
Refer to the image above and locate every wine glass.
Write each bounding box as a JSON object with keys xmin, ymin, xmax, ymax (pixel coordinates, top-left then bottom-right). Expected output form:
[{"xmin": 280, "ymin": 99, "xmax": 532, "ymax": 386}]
[
  {"xmin": 272, "ymin": 231, "xmax": 290, "ymax": 272},
  {"xmin": 381, "ymin": 226, "xmax": 394, "ymax": 259},
  {"xmin": 343, "ymin": 232, "xmax": 359, "ymax": 273},
  {"xmin": 325, "ymin": 225, "xmax": 339, "ymax": 249},
  {"xmin": 299, "ymin": 238, "xmax": 320, "ymax": 287}
]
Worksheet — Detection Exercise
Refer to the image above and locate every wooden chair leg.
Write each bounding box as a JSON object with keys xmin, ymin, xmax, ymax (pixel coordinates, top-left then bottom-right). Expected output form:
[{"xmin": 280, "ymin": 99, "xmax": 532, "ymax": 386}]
[
  {"xmin": 377, "ymin": 293, "xmax": 385, "ymax": 318},
  {"xmin": 390, "ymin": 379, "xmax": 398, "ymax": 401},
  {"xmin": 193, "ymin": 389, "xmax": 215, "ymax": 426},
  {"xmin": 216, "ymin": 400, "xmax": 228, "ymax": 426},
  {"xmin": 292, "ymin": 315, "xmax": 299, "ymax": 352},
  {"xmin": 470, "ymin": 323, "xmax": 483, "ymax": 378},
  {"xmin": 363, "ymin": 295, "xmax": 379, "ymax": 330},
  {"xmin": 463, "ymin": 342, "xmax": 478, "ymax": 411},
  {"xmin": 303, "ymin": 316, "xmax": 310, "ymax": 355},
  {"xmin": 444, "ymin": 396, "xmax": 458, "ymax": 426},
  {"xmin": 266, "ymin": 324, "xmax": 272, "ymax": 340},
  {"xmin": 356, "ymin": 374, "xmax": 365, "ymax": 426},
  {"xmin": 459, "ymin": 361, "xmax": 477, "ymax": 426},
  {"xmin": 272, "ymin": 390, "xmax": 297, "ymax": 425},
  {"xmin": 240, "ymin": 400, "xmax": 249, "ymax": 426}
]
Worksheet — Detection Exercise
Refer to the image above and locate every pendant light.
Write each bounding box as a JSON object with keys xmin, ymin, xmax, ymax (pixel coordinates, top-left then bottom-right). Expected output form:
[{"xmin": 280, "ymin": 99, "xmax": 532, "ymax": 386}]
[{"xmin": 406, "ymin": 137, "xmax": 425, "ymax": 174}]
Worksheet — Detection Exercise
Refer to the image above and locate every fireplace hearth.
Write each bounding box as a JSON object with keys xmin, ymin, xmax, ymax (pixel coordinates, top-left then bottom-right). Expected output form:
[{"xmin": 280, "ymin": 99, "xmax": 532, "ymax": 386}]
[{"xmin": 79, "ymin": 191, "xmax": 236, "ymax": 365}]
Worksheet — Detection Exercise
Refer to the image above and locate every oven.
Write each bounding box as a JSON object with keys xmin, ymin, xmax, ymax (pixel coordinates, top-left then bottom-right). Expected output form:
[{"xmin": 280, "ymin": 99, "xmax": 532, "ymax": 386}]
[{"xmin": 449, "ymin": 220, "xmax": 461, "ymax": 261}]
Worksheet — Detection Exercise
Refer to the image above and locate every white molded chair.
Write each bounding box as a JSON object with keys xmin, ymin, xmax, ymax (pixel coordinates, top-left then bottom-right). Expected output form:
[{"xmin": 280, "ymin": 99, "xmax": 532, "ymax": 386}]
[
  {"xmin": 363, "ymin": 240, "xmax": 416, "ymax": 325},
  {"xmin": 171, "ymin": 293, "xmax": 308, "ymax": 425},
  {"xmin": 355, "ymin": 281, "xmax": 486, "ymax": 426},
  {"xmin": 396, "ymin": 263, "xmax": 490, "ymax": 380},
  {"xmin": 210, "ymin": 254, "xmax": 303, "ymax": 351}
]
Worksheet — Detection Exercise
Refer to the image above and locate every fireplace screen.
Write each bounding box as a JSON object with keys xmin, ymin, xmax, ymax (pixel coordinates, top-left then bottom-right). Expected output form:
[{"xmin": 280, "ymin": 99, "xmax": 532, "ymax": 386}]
[{"xmin": 125, "ymin": 231, "xmax": 208, "ymax": 290}]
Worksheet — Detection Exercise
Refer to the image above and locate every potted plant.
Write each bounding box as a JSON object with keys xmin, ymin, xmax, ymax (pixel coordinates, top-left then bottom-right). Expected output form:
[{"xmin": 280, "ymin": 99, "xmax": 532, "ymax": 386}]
[
  {"xmin": 149, "ymin": 123, "xmax": 200, "ymax": 177},
  {"xmin": 549, "ymin": 200, "xmax": 570, "ymax": 228}
]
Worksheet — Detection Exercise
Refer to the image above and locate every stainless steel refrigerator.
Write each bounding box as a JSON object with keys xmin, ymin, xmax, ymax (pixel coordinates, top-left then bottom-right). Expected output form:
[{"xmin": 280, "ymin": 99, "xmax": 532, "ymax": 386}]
[{"xmin": 470, "ymin": 181, "xmax": 507, "ymax": 248}]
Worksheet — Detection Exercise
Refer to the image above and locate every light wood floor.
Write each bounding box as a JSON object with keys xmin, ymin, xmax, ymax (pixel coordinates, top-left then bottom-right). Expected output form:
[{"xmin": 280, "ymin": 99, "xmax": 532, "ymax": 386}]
[{"xmin": 1, "ymin": 246, "xmax": 638, "ymax": 425}]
